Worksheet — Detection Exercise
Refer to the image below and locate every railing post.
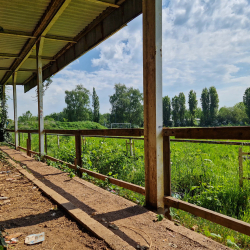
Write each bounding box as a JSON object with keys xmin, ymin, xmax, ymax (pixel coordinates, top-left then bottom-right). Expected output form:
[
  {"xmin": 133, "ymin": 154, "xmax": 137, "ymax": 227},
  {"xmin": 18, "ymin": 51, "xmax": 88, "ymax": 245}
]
[
  {"xmin": 239, "ymin": 147, "xmax": 243, "ymax": 187},
  {"xmin": 57, "ymin": 135, "xmax": 60, "ymax": 149},
  {"xmin": 75, "ymin": 130, "xmax": 82, "ymax": 168},
  {"xmin": 18, "ymin": 132, "xmax": 20, "ymax": 148},
  {"xmin": 13, "ymin": 72, "xmax": 18, "ymax": 150},
  {"xmin": 163, "ymin": 136, "xmax": 172, "ymax": 220},
  {"xmin": 45, "ymin": 133, "xmax": 47, "ymax": 155},
  {"xmin": 143, "ymin": 0, "xmax": 164, "ymax": 211},
  {"xmin": 27, "ymin": 133, "xmax": 31, "ymax": 157}
]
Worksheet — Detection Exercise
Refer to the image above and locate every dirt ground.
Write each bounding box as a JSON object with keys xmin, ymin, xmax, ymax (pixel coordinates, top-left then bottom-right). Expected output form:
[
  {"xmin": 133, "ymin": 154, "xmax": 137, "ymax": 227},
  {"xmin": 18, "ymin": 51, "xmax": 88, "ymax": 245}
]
[
  {"xmin": 0, "ymin": 158, "xmax": 110, "ymax": 249},
  {"xmin": 0, "ymin": 146, "xmax": 232, "ymax": 250}
]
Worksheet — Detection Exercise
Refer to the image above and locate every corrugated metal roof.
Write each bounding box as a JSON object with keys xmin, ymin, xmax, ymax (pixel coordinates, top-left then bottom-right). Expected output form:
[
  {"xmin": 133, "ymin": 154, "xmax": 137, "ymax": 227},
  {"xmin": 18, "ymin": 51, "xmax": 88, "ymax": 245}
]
[{"xmin": 0, "ymin": 0, "xmax": 117, "ymax": 86}]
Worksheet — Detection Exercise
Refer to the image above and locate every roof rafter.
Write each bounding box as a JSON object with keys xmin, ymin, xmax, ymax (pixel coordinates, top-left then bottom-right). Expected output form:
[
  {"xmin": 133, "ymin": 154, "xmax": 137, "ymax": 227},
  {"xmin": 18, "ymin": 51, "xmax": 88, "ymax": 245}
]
[
  {"xmin": 0, "ymin": 53, "xmax": 54, "ymax": 61},
  {"xmin": 0, "ymin": 30, "xmax": 77, "ymax": 43},
  {"xmin": 0, "ymin": 0, "xmax": 72, "ymax": 85}
]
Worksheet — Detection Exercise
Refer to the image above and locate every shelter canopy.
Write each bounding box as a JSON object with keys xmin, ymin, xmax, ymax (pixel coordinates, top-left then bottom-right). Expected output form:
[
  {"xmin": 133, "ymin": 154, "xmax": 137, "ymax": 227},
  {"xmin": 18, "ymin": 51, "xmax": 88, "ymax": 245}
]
[{"xmin": 0, "ymin": 0, "xmax": 141, "ymax": 92}]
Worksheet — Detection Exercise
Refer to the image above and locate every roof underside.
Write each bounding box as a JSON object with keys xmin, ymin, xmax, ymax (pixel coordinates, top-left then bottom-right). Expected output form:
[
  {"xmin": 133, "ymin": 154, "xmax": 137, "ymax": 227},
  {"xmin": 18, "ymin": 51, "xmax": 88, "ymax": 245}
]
[{"xmin": 0, "ymin": 0, "xmax": 142, "ymax": 92}]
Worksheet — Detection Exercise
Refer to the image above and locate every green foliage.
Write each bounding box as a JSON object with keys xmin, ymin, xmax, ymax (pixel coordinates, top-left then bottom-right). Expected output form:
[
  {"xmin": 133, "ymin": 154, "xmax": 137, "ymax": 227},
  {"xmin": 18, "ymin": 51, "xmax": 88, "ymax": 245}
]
[
  {"xmin": 163, "ymin": 96, "xmax": 172, "ymax": 127},
  {"xmin": 0, "ymin": 86, "xmax": 9, "ymax": 142},
  {"xmin": 35, "ymin": 77, "xmax": 52, "ymax": 101},
  {"xmin": 92, "ymin": 87, "xmax": 100, "ymax": 123},
  {"xmin": 200, "ymin": 87, "xmax": 210, "ymax": 126},
  {"xmin": 209, "ymin": 86, "xmax": 219, "ymax": 125},
  {"xmin": 179, "ymin": 92, "xmax": 186, "ymax": 126},
  {"xmin": 156, "ymin": 214, "xmax": 164, "ymax": 221},
  {"xmin": 188, "ymin": 90, "xmax": 198, "ymax": 126},
  {"xmin": 172, "ymin": 95, "xmax": 180, "ymax": 126},
  {"xmin": 243, "ymin": 87, "xmax": 250, "ymax": 122},
  {"xmin": 109, "ymin": 83, "xmax": 143, "ymax": 127},
  {"xmin": 65, "ymin": 84, "xmax": 91, "ymax": 122}
]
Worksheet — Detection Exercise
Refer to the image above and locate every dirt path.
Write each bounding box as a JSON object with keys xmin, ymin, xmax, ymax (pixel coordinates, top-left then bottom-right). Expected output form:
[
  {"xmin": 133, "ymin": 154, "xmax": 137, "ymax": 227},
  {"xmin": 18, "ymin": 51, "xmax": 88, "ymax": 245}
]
[
  {"xmin": 0, "ymin": 146, "xmax": 232, "ymax": 250},
  {"xmin": 0, "ymin": 153, "xmax": 109, "ymax": 249}
]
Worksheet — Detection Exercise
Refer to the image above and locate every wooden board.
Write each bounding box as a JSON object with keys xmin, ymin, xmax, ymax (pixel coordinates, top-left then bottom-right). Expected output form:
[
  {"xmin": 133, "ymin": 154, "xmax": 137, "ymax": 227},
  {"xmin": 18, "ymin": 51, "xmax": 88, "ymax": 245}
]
[
  {"xmin": 164, "ymin": 196, "xmax": 250, "ymax": 236},
  {"xmin": 163, "ymin": 127, "xmax": 250, "ymax": 140}
]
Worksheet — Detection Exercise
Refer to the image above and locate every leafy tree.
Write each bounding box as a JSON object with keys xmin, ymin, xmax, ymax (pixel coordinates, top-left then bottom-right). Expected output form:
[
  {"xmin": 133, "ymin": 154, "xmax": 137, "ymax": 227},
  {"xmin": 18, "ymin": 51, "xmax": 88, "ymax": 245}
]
[
  {"xmin": 217, "ymin": 103, "xmax": 248, "ymax": 125},
  {"xmin": 200, "ymin": 88, "xmax": 210, "ymax": 126},
  {"xmin": 65, "ymin": 85, "xmax": 91, "ymax": 122},
  {"xmin": 163, "ymin": 96, "xmax": 171, "ymax": 127},
  {"xmin": 243, "ymin": 88, "xmax": 250, "ymax": 122},
  {"xmin": 18, "ymin": 111, "xmax": 33, "ymax": 123},
  {"xmin": 179, "ymin": 92, "xmax": 186, "ymax": 126},
  {"xmin": 172, "ymin": 95, "xmax": 180, "ymax": 127},
  {"xmin": 45, "ymin": 109, "xmax": 67, "ymax": 122},
  {"xmin": 99, "ymin": 113, "xmax": 111, "ymax": 127},
  {"xmin": 92, "ymin": 87, "xmax": 100, "ymax": 123},
  {"xmin": 35, "ymin": 77, "xmax": 52, "ymax": 101},
  {"xmin": 188, "ymin": 90, "xmax": 198, "ymax": 126},
  {"xmin": 109, "ymin": 84, "xmax": 143, "ymax": 127},
  {"xmin": 209, "ymin": 86, "xmax": 219, "ymax": 125}
]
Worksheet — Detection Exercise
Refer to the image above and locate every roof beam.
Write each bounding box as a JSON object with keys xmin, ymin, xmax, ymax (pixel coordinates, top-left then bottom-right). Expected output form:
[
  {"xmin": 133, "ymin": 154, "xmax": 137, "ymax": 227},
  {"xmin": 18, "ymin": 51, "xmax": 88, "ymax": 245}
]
[
  {"xmin": 0, "ymin": 30, "xmax": 76, "ymax": 43},
  {"xmin": 0, "ymin": 67, "xmax": 36, "ymax": 72},
  {"xmin": 84, "ymin": 0, "xmax": 120, "ymax": 8},
  {"xmin": 0, "ymin": 0, "xmax": 72, "ymax": 86},
  {"xmin": 0, "ymin": 53, "xmax": 54, "ymax": 61},
  {"xmin": 24, "ymin": 0, "xmax": 142, "ymax": 92}
]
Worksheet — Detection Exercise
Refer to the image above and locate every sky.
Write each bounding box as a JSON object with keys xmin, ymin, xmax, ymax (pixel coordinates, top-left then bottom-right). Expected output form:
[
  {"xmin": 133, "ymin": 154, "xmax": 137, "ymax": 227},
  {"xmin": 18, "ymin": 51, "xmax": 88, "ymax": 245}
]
[{"xmin": 6, "ymin": 0, "xmax": 250, "ymax": 119}]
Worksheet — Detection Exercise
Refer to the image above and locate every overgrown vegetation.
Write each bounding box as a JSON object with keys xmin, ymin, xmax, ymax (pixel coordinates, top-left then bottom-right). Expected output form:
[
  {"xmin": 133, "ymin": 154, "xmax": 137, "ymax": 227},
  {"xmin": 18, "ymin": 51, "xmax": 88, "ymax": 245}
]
[{"xmin": 8, "ymin": 130, "xmax": 250, "ymax": 249}]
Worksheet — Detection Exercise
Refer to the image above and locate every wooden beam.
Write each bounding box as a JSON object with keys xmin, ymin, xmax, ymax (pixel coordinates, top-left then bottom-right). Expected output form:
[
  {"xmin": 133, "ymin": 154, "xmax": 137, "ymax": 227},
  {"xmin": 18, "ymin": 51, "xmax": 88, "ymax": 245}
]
[
  {"xmin": 12, "ymin": 72, "xmax": 18, "ymax": 150},
  {"xmin": 0, "ymin": 0, "xmax": 72, "ymax": 86},
  {"xmin": 37, "ymin": 39, "xmax": 44, "ymax": 156},
  {"xmin": 0, "ymin": 68, "xmax": 37, "ymax": 72},
  {"xmin": 143, "ymin": 0, "xmax": 163, "ymax": 211},
  {"xmin": 0, "ymin": 53, "xmax": 54, "ymax": 61},
  {"xmin": 75, "ymin": 131, "xmax": 82, "ymax": 170},
  {"xmin": 163, "ymin": 127, "xmax": 250, "ymax": 140},
  {"xmin": 24, "ymin": 0, "xmax": 142, "ymax": 92},
  {"xmin": 164, "ymin": 196, "xmax": 250, "ymax": 236},
  {"xmin": 84, "ymin": 0, "xmax": 120, "ymax": 8}
]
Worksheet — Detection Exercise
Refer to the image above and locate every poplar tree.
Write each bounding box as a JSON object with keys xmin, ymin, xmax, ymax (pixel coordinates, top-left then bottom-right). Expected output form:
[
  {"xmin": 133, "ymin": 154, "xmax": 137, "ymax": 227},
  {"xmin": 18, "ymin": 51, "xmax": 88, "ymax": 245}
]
[
  {"xmin": 188, "ymin": 90, "xmax": 198, "ymax": 126},
  {"xmin": 163, "ymin": 96, "xmax": 171, "ymax": 127},
  {"xmin": 243, "ymin": 87, "xmax": 250, "ymax": 122},
  {"xmin": 200, "ymin": 88, "xmax": 210, "ymax": 126},
  {"xmin": 172, "ymin": 95, "xmax": 180, "ymax": 127},
  {"xmin": 209, "ymin": 86, "xmax": 219, "ymax": 125},
  {"xmin": 92, "ymin": 87, "xmax": 100, "ymax": 123},
  {"xmin": 179, "ymin": 92, "xmax": 186, "ymax": 126}
]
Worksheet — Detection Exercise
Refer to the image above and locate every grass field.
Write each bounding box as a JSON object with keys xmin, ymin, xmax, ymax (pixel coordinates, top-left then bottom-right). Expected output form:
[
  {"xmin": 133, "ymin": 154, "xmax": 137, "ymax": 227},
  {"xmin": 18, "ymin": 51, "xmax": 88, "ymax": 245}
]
[{"xmin": 8, "ymin": 127, "xmax": 250, "ymax": 249}]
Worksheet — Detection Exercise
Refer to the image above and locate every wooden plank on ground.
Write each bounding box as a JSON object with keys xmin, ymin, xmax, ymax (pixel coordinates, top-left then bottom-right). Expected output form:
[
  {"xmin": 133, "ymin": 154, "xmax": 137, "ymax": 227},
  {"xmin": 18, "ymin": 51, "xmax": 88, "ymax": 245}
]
[
  {"xmin": 164, "ymin": 196, "xmax": 250, "ymax": 236},
  {"xmin": 4, "ymin": 157, "xmax": 134, "ymax": 250},
  {"xmin": 163, "ymin": 127, "xmax": 250, "ymax": 140}
]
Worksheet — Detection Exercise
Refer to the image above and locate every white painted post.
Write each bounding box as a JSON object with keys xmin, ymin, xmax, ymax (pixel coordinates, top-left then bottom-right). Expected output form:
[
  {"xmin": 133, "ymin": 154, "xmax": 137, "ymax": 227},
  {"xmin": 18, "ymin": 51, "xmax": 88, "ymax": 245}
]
[
  {"xmin": 37, "ymin": 38, "xmax": 45, "ymax": 155},
  {"xmin": 143, "ymin": 0, "xmax": 164, "ymax": 212},
  {"xmin": 129, "ymin": 139, "xmax": 133, "ymax": 156},
  {"xmin": 13, "ymin": 72, "xmax": 18, "ymax": 149}
]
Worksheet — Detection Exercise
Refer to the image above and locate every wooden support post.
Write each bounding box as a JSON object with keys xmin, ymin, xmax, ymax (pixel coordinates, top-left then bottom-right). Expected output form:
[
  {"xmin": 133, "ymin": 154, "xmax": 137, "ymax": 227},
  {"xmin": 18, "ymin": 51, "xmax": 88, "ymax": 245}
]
[
  {"xmin": 75, "ymin": 131, "xmax": 82, "ymax": 169},
  {"xmin": 13, "ymin": 72, "xmax": 18, "ymax": 150},
  {"xmin": 18, "ymin": 132, "xmax": 20, "ymax": 147},
  {"xmin": 129, "ymin": 139, "xmax": 133, "ymax": 156},
  {"xmin": 27, "ymin": 133, "xmax": 31, "ymax": 156},
  {"xmin": 57, "ymin": 135, "xmax": 60, "ymax": 149},
  {"xmin": 163, "ymin": 136, "xmax": 172, "ymax": 220},
  {"xmin": 45, "ymin": 133, "xmax": 47, "ymax": 155},
  {"xmin": 143, "ymin": 0, "xmax": 164, "ymax": 211},
  {"xmin": 239, "ymin": 147, "xmax": 243, "ymax": 187},
  {"xmin": 37, "ymin": 38, "xmax": 44, "ymax": 156}
]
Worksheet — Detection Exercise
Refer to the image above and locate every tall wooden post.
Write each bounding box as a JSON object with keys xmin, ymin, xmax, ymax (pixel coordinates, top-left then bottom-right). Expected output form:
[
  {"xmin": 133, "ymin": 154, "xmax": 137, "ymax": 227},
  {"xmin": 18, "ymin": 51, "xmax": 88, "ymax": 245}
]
[
  {"xmin": 163, "ymin": 136, "xmax": 172, "ymax": 219},
  {"xmin": 27, "ymin": 133, "xmax": 31, "ymax": 157},
  {"xmin": 13, "ymin": 72, "xmax": 18, "ymax": 150},
  {"xmin": 75, "ymin": 130, "xmax": 82, "ymax": 168},
  {"xmin": 37, "ymin": 38, "xmax": 45, "ymax": 156},
  {"xmin": 143, "ymin": 0, "xmax": 164, "ymax": 211}
]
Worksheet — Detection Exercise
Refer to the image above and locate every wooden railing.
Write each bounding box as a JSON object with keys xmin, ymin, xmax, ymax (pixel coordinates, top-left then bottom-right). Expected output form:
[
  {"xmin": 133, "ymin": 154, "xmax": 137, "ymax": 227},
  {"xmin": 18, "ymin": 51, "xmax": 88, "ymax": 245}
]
[{"xmin": 6, "ymin": 126, "xmax": 250, "ymax": 236}]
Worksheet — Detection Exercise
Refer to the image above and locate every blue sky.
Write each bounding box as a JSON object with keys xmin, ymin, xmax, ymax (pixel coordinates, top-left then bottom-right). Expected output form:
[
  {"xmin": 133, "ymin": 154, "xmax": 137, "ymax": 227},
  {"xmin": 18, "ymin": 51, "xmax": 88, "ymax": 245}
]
[{"xmin": 7, "ymin": 0, "xmax": 250, "ymax": 119}]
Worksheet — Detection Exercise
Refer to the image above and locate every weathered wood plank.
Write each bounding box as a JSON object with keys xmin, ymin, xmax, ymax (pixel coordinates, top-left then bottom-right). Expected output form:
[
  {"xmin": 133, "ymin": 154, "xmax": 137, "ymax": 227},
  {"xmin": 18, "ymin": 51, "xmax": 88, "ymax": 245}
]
[
  {"xmin": 163, "ymin": 127, "xmax": 250, "ymax": 140},
  {"xmin": 164, "ymin": 196, "xmax": 250, "ymax": 236}
]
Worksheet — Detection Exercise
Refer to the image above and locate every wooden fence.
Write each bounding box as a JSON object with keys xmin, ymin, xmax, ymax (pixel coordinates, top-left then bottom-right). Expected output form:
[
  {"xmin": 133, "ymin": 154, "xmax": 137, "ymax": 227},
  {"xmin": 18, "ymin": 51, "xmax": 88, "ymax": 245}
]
[{"xmin": 5, "ymin": 126, "xmax": 250, "ymax": 236}]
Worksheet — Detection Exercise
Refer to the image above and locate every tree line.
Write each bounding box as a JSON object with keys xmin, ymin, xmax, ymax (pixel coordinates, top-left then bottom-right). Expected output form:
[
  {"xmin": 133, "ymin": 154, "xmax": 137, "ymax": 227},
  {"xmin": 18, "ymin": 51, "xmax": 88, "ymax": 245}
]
[
  {"xmin": 17, "ymin": 83, "xmax": 250, "ymax": 128},
  {"xmin": 163, "ymin": 86, "xmax": 250, "ymax": 127}
]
